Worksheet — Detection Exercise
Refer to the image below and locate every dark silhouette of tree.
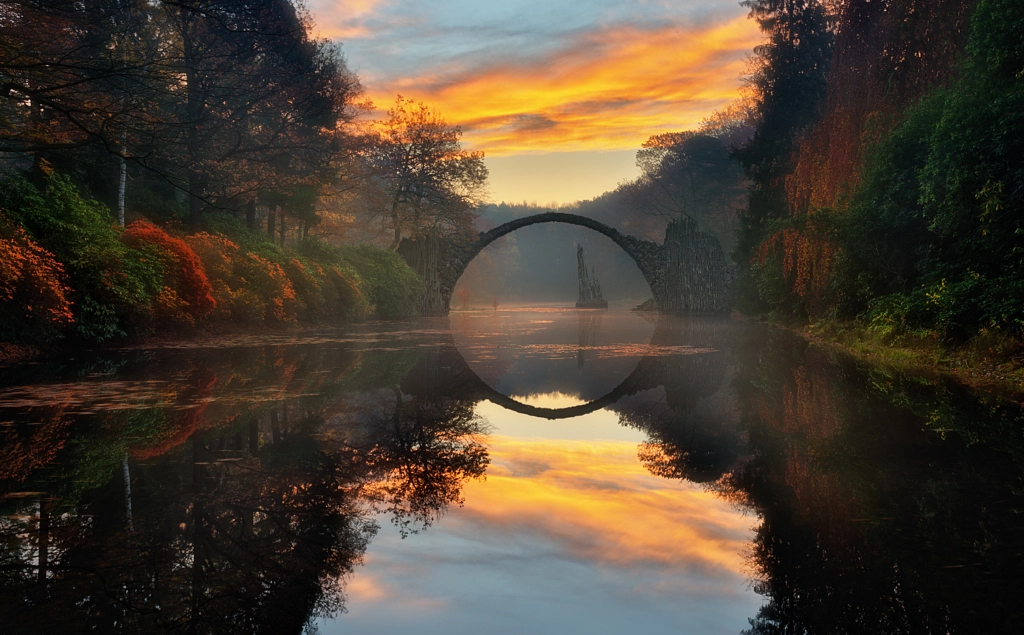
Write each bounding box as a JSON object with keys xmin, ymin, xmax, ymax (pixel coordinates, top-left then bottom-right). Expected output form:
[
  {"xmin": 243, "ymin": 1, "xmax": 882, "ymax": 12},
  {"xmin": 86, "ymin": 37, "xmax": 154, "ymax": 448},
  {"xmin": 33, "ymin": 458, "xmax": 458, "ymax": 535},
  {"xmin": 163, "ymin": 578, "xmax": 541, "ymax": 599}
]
[
  {"xmin": 0, "ymin": 340, "xmax": 490, "ymax": 632},
  {"xmin": 620, "ymin": 131, "xmax": 747, "ymax": 253},
  {"xmin": 0, "ymin": 1, "xmax": 363, "ymax": 233}
]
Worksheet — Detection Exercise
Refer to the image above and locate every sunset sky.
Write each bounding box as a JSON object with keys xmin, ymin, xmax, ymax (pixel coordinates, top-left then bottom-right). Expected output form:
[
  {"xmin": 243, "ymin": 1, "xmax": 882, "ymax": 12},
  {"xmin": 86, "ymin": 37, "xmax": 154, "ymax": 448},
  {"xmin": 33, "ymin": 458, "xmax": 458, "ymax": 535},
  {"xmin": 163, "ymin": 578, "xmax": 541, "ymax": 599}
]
[{"xmin": 306, "ymin": 0, "xmax": 759, "ymax": 205}]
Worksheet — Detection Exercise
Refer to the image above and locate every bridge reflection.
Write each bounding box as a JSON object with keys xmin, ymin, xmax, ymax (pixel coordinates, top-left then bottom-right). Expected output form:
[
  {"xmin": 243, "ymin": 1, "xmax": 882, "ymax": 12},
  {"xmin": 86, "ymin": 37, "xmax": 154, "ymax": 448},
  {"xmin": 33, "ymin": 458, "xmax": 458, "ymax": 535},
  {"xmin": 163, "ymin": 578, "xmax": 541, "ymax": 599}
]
[{"xmin": 437, "ymin": 315, "xmax": 733, "ymax": 420}]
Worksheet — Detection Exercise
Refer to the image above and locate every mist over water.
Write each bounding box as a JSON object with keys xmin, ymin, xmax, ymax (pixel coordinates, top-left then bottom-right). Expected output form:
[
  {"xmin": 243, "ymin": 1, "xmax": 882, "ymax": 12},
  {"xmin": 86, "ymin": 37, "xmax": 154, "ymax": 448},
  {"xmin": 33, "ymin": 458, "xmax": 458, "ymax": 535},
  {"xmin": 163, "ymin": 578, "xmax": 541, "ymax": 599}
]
[{"xmin": 2, "ymin": 310, "xmax": 1023, "ymax": 633}]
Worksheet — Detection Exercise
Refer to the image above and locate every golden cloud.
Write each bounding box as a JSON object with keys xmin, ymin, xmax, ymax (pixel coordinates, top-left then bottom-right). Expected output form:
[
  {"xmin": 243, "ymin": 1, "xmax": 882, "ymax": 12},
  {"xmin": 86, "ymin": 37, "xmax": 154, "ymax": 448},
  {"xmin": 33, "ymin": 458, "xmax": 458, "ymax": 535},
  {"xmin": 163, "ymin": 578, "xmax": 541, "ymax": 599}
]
[
  {"xmin": 310, "ymin": 0, "xmax": 388, "ymax": 40},
  {"xmin": 366, "ymin": 15, "xmax": 761, "ymax": 155}
]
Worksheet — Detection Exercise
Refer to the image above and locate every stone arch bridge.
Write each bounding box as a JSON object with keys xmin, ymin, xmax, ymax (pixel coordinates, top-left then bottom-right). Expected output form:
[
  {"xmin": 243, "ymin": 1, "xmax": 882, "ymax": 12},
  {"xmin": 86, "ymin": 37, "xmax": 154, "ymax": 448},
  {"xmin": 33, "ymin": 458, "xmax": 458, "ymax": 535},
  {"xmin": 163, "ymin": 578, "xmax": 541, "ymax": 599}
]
[{"xmin": 398, "ymin": 212, "xmax": 733, "ymax": 316}]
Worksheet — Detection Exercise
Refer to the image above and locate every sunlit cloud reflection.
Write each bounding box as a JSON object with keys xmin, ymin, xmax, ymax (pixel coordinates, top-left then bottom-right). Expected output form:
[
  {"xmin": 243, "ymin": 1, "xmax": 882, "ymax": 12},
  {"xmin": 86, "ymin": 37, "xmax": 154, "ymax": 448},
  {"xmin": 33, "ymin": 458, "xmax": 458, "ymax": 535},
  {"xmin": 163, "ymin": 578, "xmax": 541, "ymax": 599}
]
[
  {"xmin": 465, "ymin": 436, "xmax": 752, "ymax": 572},
  {"xmin": 329, "ymin": 432, "xmax": 760, "ymax": 633}
]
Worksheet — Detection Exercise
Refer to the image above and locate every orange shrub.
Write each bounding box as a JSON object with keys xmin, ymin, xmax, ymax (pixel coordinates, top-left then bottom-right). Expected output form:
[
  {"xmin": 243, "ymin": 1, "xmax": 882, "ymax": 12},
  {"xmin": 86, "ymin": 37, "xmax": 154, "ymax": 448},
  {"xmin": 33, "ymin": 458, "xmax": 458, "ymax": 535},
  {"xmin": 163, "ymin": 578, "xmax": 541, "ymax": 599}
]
[
  {"xmin": 236, "ymin": 252, "xmax": 299, "ymax": 322},
  {"xmin": 0, "ymin": 222, "xmax": 74, "ymax": 340},
  {"xmin": 185, "ymin": 233, "xmax": 299, "ymax": 323},
  {"xmin": 124, "ymin": 221, "xmax": 215, "ymax": 326},
  {"xmin": 283, "ymin": 257, "xmax": 324, "ymax": 320}
]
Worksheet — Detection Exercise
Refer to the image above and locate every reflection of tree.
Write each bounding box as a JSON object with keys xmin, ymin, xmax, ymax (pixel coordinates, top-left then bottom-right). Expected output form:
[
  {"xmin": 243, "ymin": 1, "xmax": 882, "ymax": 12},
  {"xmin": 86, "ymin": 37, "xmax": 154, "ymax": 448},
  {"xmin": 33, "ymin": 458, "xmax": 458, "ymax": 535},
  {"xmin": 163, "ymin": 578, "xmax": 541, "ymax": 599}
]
[
  {"xmin": 355, "ymin": 345, "xmax": 490, "ymax": 535},
  {"xmin": 352, "ymin": 386, "xmax": 488, "ymax": 536},
  {"xmin": 576, "ymin": 310, "xmax": 603, "ymax": 369},
  {"xmin": 0, "ymin": 409, "xmax": 72, "ymax": 482},
  {"xmin": 615, "ymin": 320, "xmax": 1024, "ymax": 633},
  {"xmin": 727, "ymin": 330, "xmax": 1024, "ymax": 634},
  {"xmin": 615, "ymin": 317, "xmax": 743, "ymax": 484},
  {"xmin": 0, "ymin": 410, "xmax": 377, "ymax": 634},
  {"xmin": 0, "ymin": 339, "xmax": 490, "ymax": 632}
]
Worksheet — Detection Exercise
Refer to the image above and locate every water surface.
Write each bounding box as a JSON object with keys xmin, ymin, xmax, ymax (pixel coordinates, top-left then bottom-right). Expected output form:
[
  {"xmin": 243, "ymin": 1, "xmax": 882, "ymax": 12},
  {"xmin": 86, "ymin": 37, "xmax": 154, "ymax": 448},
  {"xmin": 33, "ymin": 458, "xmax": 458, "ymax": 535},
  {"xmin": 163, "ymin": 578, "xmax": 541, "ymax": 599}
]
[{"xmin": 1, "ymin": 309, "xmax": 1022, "ymax": 633}]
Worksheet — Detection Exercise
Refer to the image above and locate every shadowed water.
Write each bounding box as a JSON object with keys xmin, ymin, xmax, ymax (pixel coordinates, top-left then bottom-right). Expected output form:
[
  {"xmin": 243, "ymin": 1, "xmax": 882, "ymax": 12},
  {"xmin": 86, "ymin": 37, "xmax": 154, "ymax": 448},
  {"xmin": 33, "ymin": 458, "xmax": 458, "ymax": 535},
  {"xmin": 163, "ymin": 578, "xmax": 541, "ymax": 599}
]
[{"xmin": 1, "ymin": 310, "xmax": 1023, "ymax": 633}]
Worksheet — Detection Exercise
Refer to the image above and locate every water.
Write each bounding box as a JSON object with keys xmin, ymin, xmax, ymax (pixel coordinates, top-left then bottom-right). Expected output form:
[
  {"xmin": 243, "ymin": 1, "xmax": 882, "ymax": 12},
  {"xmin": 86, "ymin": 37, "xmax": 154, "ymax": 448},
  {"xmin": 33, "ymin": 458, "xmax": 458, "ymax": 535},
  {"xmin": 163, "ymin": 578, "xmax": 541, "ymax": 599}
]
[{"xmin": 1, "ymin": 309, "xmax": 1022, "ymax": 634}]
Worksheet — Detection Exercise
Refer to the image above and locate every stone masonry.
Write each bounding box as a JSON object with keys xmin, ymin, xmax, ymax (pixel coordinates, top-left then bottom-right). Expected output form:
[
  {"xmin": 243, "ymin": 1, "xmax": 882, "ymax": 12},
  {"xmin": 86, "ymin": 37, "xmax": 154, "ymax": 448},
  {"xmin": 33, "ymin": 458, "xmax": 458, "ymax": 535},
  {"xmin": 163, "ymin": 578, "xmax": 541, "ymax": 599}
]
[{"xmin": 397, "ymin": 212, "xmax": 732, "ymax": 316}]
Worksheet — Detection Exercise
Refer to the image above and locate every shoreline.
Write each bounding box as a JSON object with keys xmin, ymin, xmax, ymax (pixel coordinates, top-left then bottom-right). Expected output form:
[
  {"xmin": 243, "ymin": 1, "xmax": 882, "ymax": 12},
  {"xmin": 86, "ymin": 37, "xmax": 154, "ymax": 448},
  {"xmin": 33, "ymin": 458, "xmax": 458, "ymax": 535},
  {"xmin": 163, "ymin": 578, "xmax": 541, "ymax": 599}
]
[
  {"xmin": 793, "ymin": 320, "xmax": 1024, "ymax": 402},
  {"xmin": 0, "ymin": 322, "xmax": 350, "ymax": 367},
  {"xmin": 9, "ymin": 308, "xmax": 1022, "ymax": 404}
]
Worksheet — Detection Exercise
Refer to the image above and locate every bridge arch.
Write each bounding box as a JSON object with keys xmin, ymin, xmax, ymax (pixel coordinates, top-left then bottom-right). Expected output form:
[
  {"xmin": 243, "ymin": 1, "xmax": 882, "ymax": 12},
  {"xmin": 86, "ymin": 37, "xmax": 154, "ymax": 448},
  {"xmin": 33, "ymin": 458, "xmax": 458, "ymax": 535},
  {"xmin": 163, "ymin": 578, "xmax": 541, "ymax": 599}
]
[
  {"xmin": 458, "ymin": 213, "xmax": 661, "ymax": 301},
  {"xmin": 397, "ymin": 212, "xmax": 731, "ymax": 316}
]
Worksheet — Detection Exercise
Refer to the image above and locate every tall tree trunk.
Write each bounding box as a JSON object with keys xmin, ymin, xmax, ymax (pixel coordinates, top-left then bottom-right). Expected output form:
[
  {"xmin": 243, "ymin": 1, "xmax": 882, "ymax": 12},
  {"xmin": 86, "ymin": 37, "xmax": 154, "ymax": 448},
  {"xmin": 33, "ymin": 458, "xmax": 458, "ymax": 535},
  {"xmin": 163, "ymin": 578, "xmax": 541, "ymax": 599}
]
[
  {"xmin": 389, "ymin": 197, "xmax": 402, "ymax": 249},
  {"xmin": 37, "ymin": 498, "xmax": 49, "ymax": 584},
  {"xmin": 182, "ymin": 9, "xmax": 205, "ymax": 234},
  {"xmin": 279, "ymin": 212, "xmax": 286, "ymax": 247},
  {"xmin": 245, "ymin": 198, "xmax": 256, "ymax": 231},
  {"xmin": 188, "ymin": 169, "xmax": 204, "ymax": 233},
  {"xmin": 190, "ymin": 432, "xmax": 205, "ymax": 634},
  {"xmin": 122, "ymin": 455, "xmax": 134, "ymax": 532},
  {"xmin": 248, "ymin": 418, "xmax": 259, "ymax": 455},
  {"xmin": 267, "ymin": 205, "xmax": 277, "ymax": 240},
  {"xmin": 117, "ymin": 136, "xmax": 127, "ymax": 227}
]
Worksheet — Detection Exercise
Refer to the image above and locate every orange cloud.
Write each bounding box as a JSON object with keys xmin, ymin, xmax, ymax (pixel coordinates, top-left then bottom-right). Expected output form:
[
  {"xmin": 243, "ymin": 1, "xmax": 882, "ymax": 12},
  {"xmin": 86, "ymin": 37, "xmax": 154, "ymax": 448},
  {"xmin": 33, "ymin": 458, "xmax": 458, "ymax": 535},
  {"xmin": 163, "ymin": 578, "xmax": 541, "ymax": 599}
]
[
  {"xmin": 366, "ymin": 15, "xmax": 761, "ymax": 155},
  {"xmin": 310, "ymin": 0, "xmax": 389, "ymax": 40},
  {"xmin": 346, "ymin": 573, "xmax": 388, "ymax": 601},
  {"xmin": 457, "ymin": 435, "xmax": 754, "ymax": 574}
]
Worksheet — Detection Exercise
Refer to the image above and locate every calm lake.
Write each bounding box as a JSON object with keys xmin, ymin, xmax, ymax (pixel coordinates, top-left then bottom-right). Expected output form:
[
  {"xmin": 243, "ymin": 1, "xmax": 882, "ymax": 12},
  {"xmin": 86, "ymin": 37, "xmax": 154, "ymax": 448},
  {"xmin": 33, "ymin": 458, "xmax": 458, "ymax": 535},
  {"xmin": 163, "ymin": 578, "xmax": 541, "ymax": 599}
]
[{"xmin": 2, "ymin": 309, "xmax": 1023, "ymax": 634}]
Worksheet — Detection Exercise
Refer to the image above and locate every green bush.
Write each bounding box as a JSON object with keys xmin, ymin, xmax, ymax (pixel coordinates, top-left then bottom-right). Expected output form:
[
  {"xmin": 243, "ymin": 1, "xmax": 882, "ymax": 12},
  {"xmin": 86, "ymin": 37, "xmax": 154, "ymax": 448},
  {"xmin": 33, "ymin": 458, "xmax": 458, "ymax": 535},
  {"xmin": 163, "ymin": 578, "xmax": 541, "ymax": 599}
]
[
  {"xmin": 299, "ymin": 238, "xmax": 422, "ymax": 319},
  {"xmin": 336, "ymin": 245, "xmax": 423, "ymax": 318},
  {"xmin": 0, "ymin": 173, "xmax": 162, "ymax": 340}
]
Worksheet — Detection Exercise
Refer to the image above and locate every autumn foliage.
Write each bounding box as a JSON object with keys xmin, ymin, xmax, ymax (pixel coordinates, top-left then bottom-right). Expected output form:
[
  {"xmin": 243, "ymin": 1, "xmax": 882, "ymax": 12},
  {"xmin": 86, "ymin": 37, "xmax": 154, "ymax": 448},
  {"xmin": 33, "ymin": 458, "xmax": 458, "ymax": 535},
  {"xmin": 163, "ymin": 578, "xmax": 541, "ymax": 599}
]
[
  {"xmin": 186, "ymin": 233, "xmax": 299, "ymax": 323},
  {"xmin": 124, "ymin": 221, "xmax": 216, "ymax": 326},
  {"xmin": 0, "ymin": 219, "xmax": 74, "ymax": 340},
  {"xmin": 742, "ymin": 0, "xmax": 1024, "ymax": 342},
  {"xmin": 0, "ymin": 174, "xmax": 420, "ymax": 345},
  {"xmin": 785, "ymin": 0, "xmax": 977, "ymax": 216}
]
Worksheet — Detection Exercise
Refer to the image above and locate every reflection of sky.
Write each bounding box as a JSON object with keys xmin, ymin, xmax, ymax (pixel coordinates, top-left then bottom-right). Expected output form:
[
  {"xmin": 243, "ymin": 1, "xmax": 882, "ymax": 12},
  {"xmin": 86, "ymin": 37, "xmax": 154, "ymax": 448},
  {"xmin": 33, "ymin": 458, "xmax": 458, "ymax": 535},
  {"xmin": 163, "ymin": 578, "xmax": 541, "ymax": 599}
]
[
  {"xmin": 305, "ymin": 0, "xmax": 759, "ymax": 204},
  {"xmin": 319, "ymin": 398, "xmax": 761, "ymax": 634}
]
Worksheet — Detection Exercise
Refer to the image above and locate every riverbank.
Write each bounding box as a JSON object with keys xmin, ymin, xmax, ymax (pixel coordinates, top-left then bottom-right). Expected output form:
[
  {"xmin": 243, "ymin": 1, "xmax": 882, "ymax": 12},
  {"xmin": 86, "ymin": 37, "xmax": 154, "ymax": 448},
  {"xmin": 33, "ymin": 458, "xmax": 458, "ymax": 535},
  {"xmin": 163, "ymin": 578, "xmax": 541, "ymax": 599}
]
[
  {"xmin": 0, "ymin": 321, "xmax": 327, "ymax": 367},
  {"xmin": 799, "ymin": 320, "xmax": 1024, "ymax": 400}
]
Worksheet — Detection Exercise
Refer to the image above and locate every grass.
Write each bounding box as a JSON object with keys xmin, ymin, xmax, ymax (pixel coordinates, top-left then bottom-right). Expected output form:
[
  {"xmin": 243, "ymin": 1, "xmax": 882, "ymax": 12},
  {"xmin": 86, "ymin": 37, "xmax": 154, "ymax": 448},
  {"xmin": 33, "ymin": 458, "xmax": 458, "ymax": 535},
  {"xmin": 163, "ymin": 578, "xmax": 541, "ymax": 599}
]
[{"xmin": 801, "ymin": 319, "xmax": 1024, "ymax": 399}]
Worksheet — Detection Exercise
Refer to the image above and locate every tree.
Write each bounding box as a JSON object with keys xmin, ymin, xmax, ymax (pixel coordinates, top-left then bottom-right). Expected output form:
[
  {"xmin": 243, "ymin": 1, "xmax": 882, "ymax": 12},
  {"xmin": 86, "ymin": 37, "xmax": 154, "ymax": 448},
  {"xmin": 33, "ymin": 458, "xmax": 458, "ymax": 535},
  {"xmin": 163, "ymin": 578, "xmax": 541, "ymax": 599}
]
[
  {"xmin": 0, "ymin": 1, "xmax": 362, "ymax": 233},
  {"xmin": 733, "ymin": 0, "xmax": 835, "ymax": 309},
  {"xmin": 0, "ymin": 0, "xmax": 158, "ymax": 155},
  {"xmin": 361, "ymin": 96, "xmax": 488, "ymax": 248},
  {"xmin": 159, "ymin": 0, "xmax": 362, "ymax": 231},
  {"xmin": 621, "ymin": 132, "xmax": 746, "ymax": 251}
]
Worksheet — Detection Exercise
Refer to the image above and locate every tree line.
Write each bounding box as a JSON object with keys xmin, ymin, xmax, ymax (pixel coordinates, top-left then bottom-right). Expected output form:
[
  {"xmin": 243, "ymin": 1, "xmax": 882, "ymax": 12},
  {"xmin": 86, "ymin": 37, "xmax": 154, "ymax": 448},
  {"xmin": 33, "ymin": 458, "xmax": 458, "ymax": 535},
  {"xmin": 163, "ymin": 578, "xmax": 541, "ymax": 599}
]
[
  {"xmin": 732, "ymin": 0, "xmax": 1023, "ymax": 350},
  {"xmin": 0, "ymin": 0, "xmax": 488, "ymax": 344},
  {"xmin": 604, "ymin": 0, "xmax": 1021, "ymax": 354}
]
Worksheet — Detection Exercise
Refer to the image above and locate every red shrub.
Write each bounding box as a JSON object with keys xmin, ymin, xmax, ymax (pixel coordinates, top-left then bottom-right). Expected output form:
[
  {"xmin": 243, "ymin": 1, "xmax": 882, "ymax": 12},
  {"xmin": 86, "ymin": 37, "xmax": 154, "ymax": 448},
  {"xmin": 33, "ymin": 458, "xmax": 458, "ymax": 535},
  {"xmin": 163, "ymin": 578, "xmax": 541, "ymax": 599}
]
[
  {"xmin": 185, "ymin": 233, "xmax": 299, "ymax": 323},
  {"xmin": 124, "ymin": 221, "xmax": 216, "ymax": 321},
  {"xmin": 0, "ymin": 223, "xmax": 74, "ymax": 338}
]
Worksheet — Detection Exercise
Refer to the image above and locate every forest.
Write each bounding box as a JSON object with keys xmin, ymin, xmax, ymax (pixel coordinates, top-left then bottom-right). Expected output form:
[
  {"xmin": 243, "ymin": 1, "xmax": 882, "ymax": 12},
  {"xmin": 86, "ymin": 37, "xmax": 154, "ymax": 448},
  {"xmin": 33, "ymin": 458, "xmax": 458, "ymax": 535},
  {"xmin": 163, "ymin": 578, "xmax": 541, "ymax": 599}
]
[
  {"xmin": 1, "ymin": 0, "xmax": 1022, "ymax": 369},
  {"xmin": 0, "ymin": 1, "xmax": 485, "ymax": 347},
  {"xmin": 733, "ymin": 0, "xmax": 1024, "ymax": 368}
]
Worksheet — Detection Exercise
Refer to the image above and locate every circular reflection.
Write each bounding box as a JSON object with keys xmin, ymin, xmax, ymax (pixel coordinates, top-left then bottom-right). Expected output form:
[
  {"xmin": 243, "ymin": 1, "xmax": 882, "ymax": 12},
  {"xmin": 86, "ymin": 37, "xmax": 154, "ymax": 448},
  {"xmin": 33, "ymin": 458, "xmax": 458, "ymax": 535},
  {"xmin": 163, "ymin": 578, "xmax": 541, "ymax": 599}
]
[{"xmin": 450, "ymin": 308, "xmax": 656, "ymax": 410}]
